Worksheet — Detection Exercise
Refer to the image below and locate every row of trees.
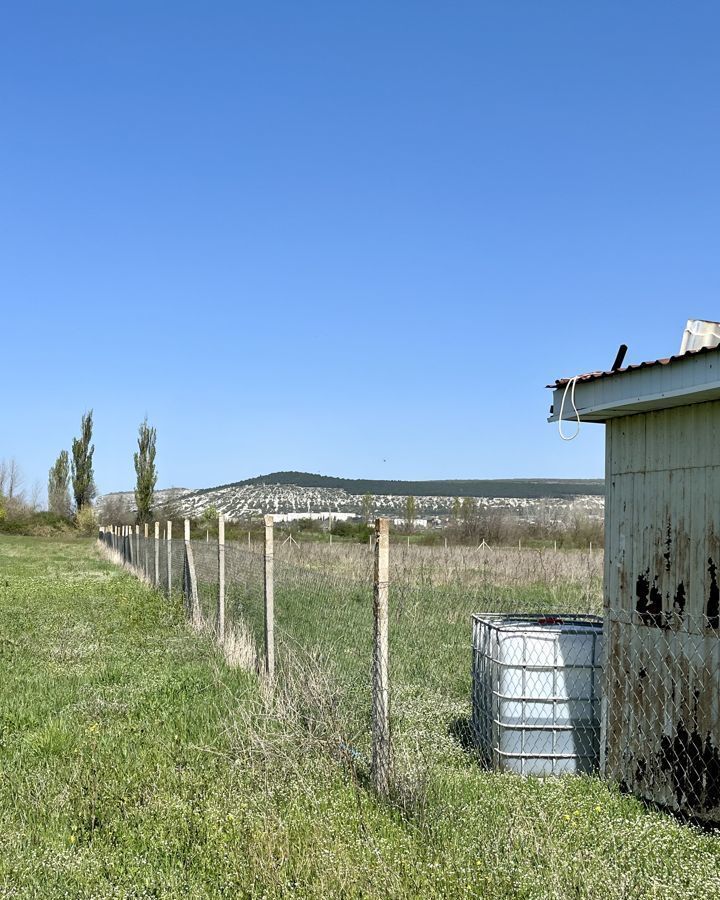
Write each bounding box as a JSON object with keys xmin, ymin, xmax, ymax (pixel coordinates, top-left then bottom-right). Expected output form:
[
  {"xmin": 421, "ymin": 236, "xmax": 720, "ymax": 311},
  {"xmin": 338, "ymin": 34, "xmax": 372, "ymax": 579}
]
[
  {"xmin": 47, "ymin": 411, "xmax": 96, "ymax": 518},
  {"xmin": 357, "ymin": 490, "xmax": 602, "ymax": 547},
  {"xmin": 47, "ymin": 413, "xmax": 158, "ymax": 525}
]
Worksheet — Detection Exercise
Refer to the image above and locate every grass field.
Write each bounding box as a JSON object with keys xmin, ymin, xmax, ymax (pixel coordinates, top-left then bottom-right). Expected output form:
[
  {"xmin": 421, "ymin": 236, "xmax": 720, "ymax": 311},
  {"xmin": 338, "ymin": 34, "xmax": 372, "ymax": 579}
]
[{"xmin": 1, "ymin": 535, "xmax": 720, "ymax": 898}]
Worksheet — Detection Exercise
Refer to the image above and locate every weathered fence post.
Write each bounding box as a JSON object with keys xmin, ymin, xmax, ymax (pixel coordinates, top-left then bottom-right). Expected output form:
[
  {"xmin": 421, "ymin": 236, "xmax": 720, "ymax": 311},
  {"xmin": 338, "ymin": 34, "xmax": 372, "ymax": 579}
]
[
  {"xmin": 144, "ymin": 523, "xmax": 149, "ymax": 578},
  {"xmin": 166, "ymin": 520, "xmax": 172, "ymax": 596},
  {"xmin": 135, "ymin": 524, "xmax": 140, "ymax": 571},
  {"xmin": 372, "ymin": 517, "xmax": 391, "ymax": 795},
  {"xmin": 218, "ymin": 514, "xmax": 225, "ymax": 644},
  {"xmin": 183, "ymin": 518, "xmax": 200, "ymax": 627},
  {"xmin": 264, "ymin": 514, "xmax": 275, "ymax": 679},
  {"xmin": 154, "ymin": 521, "xmax": 160, "ymax": 587}
]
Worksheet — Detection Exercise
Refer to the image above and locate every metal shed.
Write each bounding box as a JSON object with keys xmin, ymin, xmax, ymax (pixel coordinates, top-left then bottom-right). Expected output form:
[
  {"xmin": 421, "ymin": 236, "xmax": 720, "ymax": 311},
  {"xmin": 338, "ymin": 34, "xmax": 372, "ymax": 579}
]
[{"xmin": 549, "ymin": 340, "xmax": 720, "ymax": 821}]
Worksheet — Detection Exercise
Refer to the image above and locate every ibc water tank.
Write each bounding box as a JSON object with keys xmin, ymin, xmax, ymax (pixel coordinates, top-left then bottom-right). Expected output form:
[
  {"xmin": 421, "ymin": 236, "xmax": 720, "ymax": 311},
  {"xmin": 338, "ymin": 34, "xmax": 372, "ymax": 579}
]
[{"xmin": 471, "ymin": 613, "xmax": 603, "ymax": 776}]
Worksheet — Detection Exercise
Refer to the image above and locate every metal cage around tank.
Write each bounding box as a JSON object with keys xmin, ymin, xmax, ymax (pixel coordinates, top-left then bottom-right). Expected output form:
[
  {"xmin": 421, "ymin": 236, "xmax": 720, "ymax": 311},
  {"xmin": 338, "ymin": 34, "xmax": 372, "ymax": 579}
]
[{"xmin": 472, "ymin": 613, "xmax": 604, "ymax": 776}]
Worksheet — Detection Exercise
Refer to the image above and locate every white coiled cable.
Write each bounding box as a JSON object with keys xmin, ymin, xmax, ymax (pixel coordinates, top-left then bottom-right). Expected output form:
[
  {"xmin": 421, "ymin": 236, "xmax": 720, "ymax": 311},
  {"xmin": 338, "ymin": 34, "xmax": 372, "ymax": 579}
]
[{"xmin": 558, "ymin": 375, "xmax": 581, "ymax": 441}]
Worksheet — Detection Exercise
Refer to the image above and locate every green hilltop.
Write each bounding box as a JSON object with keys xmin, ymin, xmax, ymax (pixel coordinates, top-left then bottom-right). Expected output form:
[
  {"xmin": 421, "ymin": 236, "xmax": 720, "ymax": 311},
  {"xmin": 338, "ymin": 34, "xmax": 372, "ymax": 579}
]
[{"xmin": 196, "ymin": 471, "xmax": 604, "ymax": 499}]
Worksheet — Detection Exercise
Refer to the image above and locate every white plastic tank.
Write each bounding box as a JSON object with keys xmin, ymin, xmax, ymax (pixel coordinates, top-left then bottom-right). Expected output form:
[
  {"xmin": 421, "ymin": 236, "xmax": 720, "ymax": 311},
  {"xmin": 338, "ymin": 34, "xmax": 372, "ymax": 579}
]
[
  {"xmin": 679, "ymin": 319, "xmax": 720, "ymax": 355},
  {"xmin": 472, "ymin": 613, "xmax": 603, "ymax": 776}
]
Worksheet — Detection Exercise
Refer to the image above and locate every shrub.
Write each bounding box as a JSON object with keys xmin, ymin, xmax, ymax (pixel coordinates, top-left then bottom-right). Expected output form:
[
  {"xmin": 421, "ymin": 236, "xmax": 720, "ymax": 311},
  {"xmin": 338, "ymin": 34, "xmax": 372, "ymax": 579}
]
[
  {"xmin": 330, "ymin": 519, "xmax": 371, "ymax": 543},
  {"xmin": 75, "ymin": 505, "xmax": 97, "ymax": 535}
]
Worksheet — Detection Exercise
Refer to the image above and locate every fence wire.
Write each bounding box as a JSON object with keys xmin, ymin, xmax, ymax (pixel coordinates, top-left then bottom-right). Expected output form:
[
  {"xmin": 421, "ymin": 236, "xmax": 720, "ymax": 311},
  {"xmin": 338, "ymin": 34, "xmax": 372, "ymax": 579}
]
[
  {"xmin": 274, "ymin": 549, "xmax": 374, "ymax": 762},
  {"xmin": 603, "ymin": 608, "xmax": 720, "ymax": 822},
  {"xmin": 224, "ymin": 542, "xmax": 266, "ymax": 671},
  {"xmin": 100, "ymin": 526, "xmax": 720, "ymax": 822}
]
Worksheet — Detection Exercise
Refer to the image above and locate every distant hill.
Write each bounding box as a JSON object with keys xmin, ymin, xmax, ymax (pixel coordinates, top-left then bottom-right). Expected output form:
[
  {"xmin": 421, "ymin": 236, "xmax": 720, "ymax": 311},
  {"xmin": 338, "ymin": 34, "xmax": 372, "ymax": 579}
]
[
  {"xmin": 196, "ymin": 471, "xmax": 604, "ymax": 499},
  {"xmin": 99, "ymin": 471, "xmax": 605, "ymax": 523}
]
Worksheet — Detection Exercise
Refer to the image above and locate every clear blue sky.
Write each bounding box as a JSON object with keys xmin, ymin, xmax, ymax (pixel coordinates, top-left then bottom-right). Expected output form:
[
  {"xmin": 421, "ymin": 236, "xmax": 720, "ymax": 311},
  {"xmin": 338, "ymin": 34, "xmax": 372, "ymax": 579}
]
[{"xmin": 3, "ymin": 2, "xmax": 720, "ymax": 497}]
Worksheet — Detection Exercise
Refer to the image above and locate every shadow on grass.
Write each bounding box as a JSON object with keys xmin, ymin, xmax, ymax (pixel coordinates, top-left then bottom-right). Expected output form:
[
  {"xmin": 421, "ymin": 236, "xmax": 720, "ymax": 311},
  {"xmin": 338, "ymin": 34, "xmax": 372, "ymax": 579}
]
[
  {"xmin": 449, "ymin": 715, "xmax": 487, "ymax": 768},
  {"xmin": 449, "ymin": 716, "xmax": 475, "ymax": 752}
]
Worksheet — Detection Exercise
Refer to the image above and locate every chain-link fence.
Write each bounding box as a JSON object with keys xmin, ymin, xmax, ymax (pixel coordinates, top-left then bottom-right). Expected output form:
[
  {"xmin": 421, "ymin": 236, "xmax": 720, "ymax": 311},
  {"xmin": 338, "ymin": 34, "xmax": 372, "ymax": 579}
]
[
  {"xmin": 603, "ymin": 607, "xmax": 720, "ymax": 823},
  {"xmin": 471, "ymin": 612, "xmax": 603, "ymax": 777},
  {"xmin": 99, "ymin": 522, "xmax": 602, "ymax": 797},
  {"xmin": 99, "ymin": 520, "xmax": 720, "ymax": 822}
]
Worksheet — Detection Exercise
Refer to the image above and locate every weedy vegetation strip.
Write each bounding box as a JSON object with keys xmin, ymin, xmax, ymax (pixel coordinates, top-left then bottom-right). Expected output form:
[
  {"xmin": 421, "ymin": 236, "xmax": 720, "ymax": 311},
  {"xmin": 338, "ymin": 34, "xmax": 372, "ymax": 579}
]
[{"xmin": 1, "ymin": 535, "xmax": 719, "ymax": 898}]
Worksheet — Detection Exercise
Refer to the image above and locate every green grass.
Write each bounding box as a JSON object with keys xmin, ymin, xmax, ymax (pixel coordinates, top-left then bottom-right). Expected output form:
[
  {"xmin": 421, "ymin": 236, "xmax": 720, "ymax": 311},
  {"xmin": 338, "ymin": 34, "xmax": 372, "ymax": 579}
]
[{"xmin": 1, "ymin": 535, "xmax": 720, "ymax": 898}]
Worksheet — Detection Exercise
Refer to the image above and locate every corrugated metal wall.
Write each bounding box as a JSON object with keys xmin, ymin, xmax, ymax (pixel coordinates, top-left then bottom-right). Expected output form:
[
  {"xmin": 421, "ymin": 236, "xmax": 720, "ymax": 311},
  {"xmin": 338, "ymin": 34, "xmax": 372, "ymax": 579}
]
[{"xmin": 604, "ymin": 400, "xmax": 720, "ymax": 821}]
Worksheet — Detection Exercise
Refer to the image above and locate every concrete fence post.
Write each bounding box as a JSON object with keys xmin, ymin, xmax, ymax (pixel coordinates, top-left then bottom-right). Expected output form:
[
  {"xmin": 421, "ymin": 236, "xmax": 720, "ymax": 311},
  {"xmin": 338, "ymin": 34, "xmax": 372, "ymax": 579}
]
[
  {"xmin": 183, "ymin": 518, "xmax": 200, "ymax": 626},
  {"xmin": 166, "ymin": 521, "xmax": 172, "ymax": 596},
  {"xmin": 372, "ymin": 517, "xmax": 391, "ymax": 796},
  {"xmin": 154, "ymin": 521, "xmax": 160, "ymax": 587},
  {"xmin": 218, "ymin": 514, "xmax": 225, "ymax": 644},
  {"xmin": 144, "ymin": 523, "xmax": 149, "ymax": 578},
  {"xmin": 264, "ymin": 515, "xmax": 275, "ymax": 679}
]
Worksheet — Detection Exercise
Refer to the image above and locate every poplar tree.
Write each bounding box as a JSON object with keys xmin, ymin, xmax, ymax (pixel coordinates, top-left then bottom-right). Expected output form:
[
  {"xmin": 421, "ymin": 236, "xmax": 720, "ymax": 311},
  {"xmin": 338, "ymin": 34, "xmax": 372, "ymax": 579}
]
[
  {"xmin": 134, "ymin": 417, "xmax": 157, "ymax": 524},
  {"xmin": 48, "ymin": 450, "xmax": 72, "ymax": 517},
  {"xmin": 71, "ymin": 410, "xmax": 96, "ymax": 511},
  {"xmin": 404, "ymin": 495, "xmax": 416, "ymax": 530},
  {"xmin": 361, "ymin": 493, "xmax": 374, "ymax": 522}
]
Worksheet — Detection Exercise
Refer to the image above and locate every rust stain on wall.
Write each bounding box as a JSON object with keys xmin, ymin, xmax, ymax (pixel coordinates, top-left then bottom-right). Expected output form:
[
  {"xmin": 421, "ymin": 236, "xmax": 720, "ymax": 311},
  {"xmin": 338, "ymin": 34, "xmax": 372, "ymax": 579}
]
[{"xmin": 707, "ymin": 558, "xmax": 720, "ymax": 629}]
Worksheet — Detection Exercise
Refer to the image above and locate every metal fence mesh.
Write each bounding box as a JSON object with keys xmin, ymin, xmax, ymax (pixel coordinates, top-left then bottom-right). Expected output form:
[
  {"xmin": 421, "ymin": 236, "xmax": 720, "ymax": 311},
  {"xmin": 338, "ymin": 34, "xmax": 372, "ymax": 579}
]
[
  {"xmin": 604, "ymin": 608, "xmax": 720, "ymax": 822},
  {"xmin": 224, "ymin": 541, "xmax": 265, "ymax": 670},
  {"xmin": 99, "ymin": 525, "xmax": 720, "ymax": 821},
  {"xmin": 274, "ymin": 549, "xmax": 374, "ymax": 760},
  {"xmin": 471, "ymin": 613, "xmax": 603, "ymax": 776}
]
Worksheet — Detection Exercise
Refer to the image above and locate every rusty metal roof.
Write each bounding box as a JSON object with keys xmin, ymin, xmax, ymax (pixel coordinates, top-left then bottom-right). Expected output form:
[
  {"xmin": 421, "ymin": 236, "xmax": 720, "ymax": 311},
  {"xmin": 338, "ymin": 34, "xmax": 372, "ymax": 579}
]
[{"xmin": 549, "ymin": 343, "xmax": 720, "ymax": 388}]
